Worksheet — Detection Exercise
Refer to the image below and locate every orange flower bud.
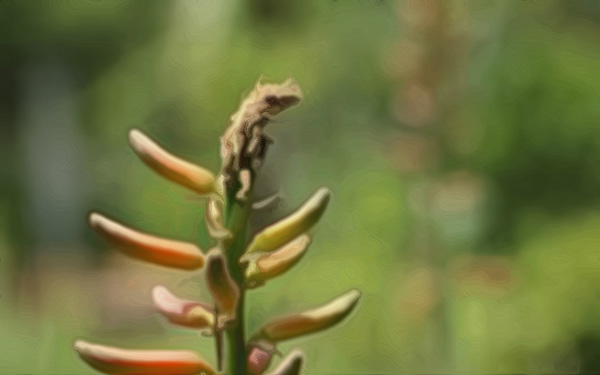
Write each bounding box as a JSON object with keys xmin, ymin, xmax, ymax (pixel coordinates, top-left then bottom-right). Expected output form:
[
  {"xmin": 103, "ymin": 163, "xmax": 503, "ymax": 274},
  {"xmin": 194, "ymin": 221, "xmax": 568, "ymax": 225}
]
[
  {"xmin": 128, "ymin": 129, "xmax": 216, "ymax": 195},
  {"xmin": 73, "ymin": 340, "xmax": 215, "ymax": 375},
  {"xmin": 244, "ymin": 188, "xmax": 330, "ymax": 255},
  {"xmin": 244, "ymin": 235, "xmax": 311, "ymax": 286},
  {"xmin": 88, "ymin": 213, "xmax": 205, "ymax": 270},
  {"xmin": 255, "ymin": 289, "xmax": 361, "ymax": 343},
  {"xmin": 152, "ymin": 286, "xmax": 214, "ymax": 329},
  {"xmin": 266, "ymin": 349, "xmax": 304, "ymax": 375},
  {"xmin": 205, "ymin": 250, "xmax": 239, "ymax": 318}
]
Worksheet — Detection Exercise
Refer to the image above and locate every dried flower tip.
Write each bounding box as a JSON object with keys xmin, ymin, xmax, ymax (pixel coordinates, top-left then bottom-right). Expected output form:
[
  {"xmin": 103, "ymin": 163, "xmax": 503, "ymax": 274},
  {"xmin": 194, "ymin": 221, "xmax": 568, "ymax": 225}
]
[
  {"xmin": 236, "ymin": 168, "xmax": 252, "ymax": 201},
  {"xmin": 219, "ymin": 79, "xmax": 302, "ymax": 195},
  {"xmin": 205, "ymin": 250, "xmax": 240, "ymax": 319},
  {"xmin": 245, "ymin": 234, "xmax": 311, "ymax": 286},
  {"xmin": 267, "ymin": 349, "xmax": 304, "ymax": 375},
  {"xmin": 244, "ymin": 188, "xmax": 330, "ymax": 255},
  {"xmin": 88, "ymin": 213, "xmax": 205, "ymax": 270},
  {"xmin": 128, "ymin": 129, "xmax": 216, "ymax": 195},
  {"xmin": 205, "ymin": 198, "xmax": 233, "ymax": 240},
  {"xmin": 73, "ymin": 340, "xmax": 215, "ymax": 375},
  {"xmin": 152, "ymin": 286, "xmax": 215, "ymax": 329},
  {"xmin": 255, "ymin": 289, "xmax": 361, "ymax": 343}
]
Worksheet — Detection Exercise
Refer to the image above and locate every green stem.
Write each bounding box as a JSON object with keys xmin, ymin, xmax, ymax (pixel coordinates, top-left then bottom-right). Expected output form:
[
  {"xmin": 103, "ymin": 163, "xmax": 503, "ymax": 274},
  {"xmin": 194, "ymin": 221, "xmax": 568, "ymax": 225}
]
[
  {"xmin": 226, "ymin": 291, "xmax": 247, "ymax": 375},
  {"xmin": 223, "ymin": 194, "xmax": 250, "ymax": 375}
]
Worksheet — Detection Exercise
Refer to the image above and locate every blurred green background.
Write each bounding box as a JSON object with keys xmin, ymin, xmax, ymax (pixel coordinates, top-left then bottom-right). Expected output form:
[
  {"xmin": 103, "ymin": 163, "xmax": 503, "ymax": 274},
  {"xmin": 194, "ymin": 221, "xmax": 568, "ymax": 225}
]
[{"xmin": 2, "ymin": 1, "xmax": 600, "ymax": 374}]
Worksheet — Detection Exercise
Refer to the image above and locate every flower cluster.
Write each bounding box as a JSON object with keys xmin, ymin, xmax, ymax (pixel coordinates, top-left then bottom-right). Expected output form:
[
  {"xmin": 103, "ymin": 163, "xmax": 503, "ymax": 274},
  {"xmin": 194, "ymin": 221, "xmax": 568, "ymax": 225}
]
[{"xmin": 74, "ymin": 80, "xmax": 361, "ymax": 375}]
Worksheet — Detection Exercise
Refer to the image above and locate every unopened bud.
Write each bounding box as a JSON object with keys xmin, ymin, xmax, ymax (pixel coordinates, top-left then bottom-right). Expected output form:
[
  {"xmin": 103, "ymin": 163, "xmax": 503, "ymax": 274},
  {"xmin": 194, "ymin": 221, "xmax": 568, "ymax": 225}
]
[
  {"xmin": 88, "ymin": 213, "xmax": 205, "ymax": 270},
  {"xmin": 245, "ymin": 235, "xmax": 311, "ymax": 286},
  {"xmin": 205, "ymin": 198, "xmax": 233, "ymax": 240},
  {"xmin": 128, "ymin": 129, "xmax": 216, "ymax": 195},
  {"xmin": 267, "ymin": 349, "xmax": 304, "ymax": 375},
  {"xmin": 255, "ymin": 289, "xmax": 361, "ymax": 343},
  {"xmin": 245, "ymin": 188, "xmax": 330, "ymax": 255},
  {"xmin": 247, "ymin": 340, "xmax": 277, "ymax": 375},
  {"xmin": 152, "ymin": 286, "xmax": 215, "ymax": 329},
  {"xmin": 73, "ymin": 340, "xmax": 215, "ymax": 375},
  {"xmin": 205, "ymin": 251, "xmax": 240, "ymax": 319}
]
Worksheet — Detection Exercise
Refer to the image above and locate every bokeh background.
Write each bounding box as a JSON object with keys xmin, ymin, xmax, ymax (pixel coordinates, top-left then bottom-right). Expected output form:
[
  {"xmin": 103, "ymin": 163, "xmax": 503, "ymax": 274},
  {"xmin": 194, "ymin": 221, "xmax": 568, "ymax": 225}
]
[{"xmin": 2, "ymin": 1, "xmax": 600, "ymax": 374}]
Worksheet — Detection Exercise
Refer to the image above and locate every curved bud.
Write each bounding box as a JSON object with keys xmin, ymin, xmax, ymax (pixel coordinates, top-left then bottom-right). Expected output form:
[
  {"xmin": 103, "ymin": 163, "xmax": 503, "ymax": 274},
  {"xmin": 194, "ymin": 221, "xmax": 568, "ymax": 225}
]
[
  {"xmin": 152, "ymin": 286, "xmax": 214, "ymax": 329},
  {"xmin": 205, "ymin": 251, "xmax": 239, "ymax": 318},
  {"xmin": 267, "ymin": 349, "xmax": 304, "ymax": 375},
  {"xmin": 88, "ymin": 213, "xmax": 205, "ymax": 270},
  {"xmin": 128, "ymin": 129, "xmax": 216, "ymax": 195},
  {"xmin": 247, "ymin": 340, "xmax": 277, "ymax": 375},
  {"xmin": 254, "ymin": 289, "xmax": 361, "ymax": 343},
  {"xmin": 205, "ymin": 198, "xmax": 232, "ymax": 240},
  {"xmin": 245, "ymin": 188, "xmax": 331, "ymax": 255},
  {"xmin": 73, "ymin": 340, "xmax": 215, "ymax": 375},
  {"xmin": 245, "ymin": 235, "xmax": 311, "ymax": 286}
]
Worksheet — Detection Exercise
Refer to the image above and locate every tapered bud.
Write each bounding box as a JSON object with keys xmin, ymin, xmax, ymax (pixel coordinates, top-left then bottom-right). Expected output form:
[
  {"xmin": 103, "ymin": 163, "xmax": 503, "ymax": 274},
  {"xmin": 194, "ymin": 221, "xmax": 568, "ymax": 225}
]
[
  {"xmin": 245, "ymin": 188, "xmax": 330, "ymax": 255},
  {"xmin": 128, "ymin": 129, "xmax": 216, "ymax": 195},
  {"xmin": 255, "ymin": 289, "xmax": 361, "ymax": 343},
  {"xmin": 205, "ymin": 198, "xmax": 232, "ymax": 240},
  {"xmin": 152, "ymin": 286, "xmax": 214, "ymax": 329},
  {"xmin": 205, "ymin": 251, "xmax": 239, "ymax": 318},
  {"xmin": 245, "ymin": 235, "xmax": 311, "ymax": 286},
  {"xmin": 88, "ymin": 213, "xmax": 205, "ymax": 270},
  {"xmin": 73, "ymin": 340, "xmax": 215, "ymax": 375},
  {"xmin": 267, "ymin": 349, "xmax": 304, "ymax": 375}
]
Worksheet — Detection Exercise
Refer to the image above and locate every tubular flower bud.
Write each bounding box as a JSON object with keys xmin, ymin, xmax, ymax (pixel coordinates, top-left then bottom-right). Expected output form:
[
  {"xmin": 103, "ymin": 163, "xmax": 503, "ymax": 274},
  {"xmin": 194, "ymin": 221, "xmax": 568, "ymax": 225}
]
[
  {"xmin": 205, "ymin": 198, "xmax": 232, "ymax": 240},
  {"xmin": 244, "ymin": 188, "xmax": 331, "ymax": 255},
  {"xmin": 205, "ymin": 250, "xmax": 240, "ymax": 319},
  {"xmin": 254, "ymin": 289, "xmax": 361, "ymax": 343},
  {"xmin": 152, "ymin": 286, "xmax": 215, "ymax": 329},
  {"xmin": 266, "ymin": 349, "xmax": 305, "ymax": 375},
  {"xmin": 244, "ymin": 234, "xmax": 312, "ymax": 286},
  {"xmin": 88, "ymin": 213, "xmax": 205, "ymax": 270},
  {"xmin": 246, "ymin": 340, "xmax": 277, "ymax": 375},
  {"xmin": 73, "ymin": 340, "xmax": 215, "ymax": 375},
  {"xmin": 128, "ymin": 129, "xmax": 216, "ymax": 195}
]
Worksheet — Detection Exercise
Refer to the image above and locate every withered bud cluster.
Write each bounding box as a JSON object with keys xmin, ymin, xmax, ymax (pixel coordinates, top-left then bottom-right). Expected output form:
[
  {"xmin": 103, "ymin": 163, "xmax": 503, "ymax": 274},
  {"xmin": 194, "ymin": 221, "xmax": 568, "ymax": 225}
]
[{"xmin": 74, "ymin": 80, "xmax": 360, "ymax": 375}]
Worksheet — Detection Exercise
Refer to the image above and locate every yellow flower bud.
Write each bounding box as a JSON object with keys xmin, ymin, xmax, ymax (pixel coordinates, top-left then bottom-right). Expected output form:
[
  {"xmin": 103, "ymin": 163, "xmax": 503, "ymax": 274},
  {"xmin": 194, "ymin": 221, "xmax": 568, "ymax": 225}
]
[
  {"xmin": 205, "ymin": 250, "xmax": 239, "ymax": 319},
  {"xmin": 266, "ymin": 349, "xmax": 304, "ymax": 375},
  {"xmin": 244, "ymin": 188, "xmax": 330, "ymax": 255},
  {"xmin": 152, "ymin": 286, "xmax": 215, "ymax": 329},
  {"xmin": 88, "ymin": 213, "xmax": 205, "ymax": 270},
  {"xmin": 255, "ymin": 289, "xmax": 361, "ymax": 343},
  {"xmin": 128, "ymin": 129, "xmax": 216, "ymax": 195},
  {"xmin": 73, "ymin": 340, "xmax": 215, "ymax": 375},
  {"xmin": 205, "ymin": 198, "xmax": 233, "ymax": 240},
  {"xmin": 244, "ymin": 234, "xmax": 311, "ymax": 286}
]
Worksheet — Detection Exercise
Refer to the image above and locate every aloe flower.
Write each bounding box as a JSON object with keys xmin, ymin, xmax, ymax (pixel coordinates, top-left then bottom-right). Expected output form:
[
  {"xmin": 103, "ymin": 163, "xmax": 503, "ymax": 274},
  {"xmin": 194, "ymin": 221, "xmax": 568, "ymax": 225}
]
[{"xmin": 74, "ymin": 79, "xmax": 360, "ymax": 375}]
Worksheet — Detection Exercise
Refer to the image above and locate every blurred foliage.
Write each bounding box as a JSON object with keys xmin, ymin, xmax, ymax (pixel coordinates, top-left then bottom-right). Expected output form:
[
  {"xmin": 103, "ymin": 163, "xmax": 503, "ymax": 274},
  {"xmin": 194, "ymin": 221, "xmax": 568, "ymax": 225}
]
[{"xmin": 1, "ymin": 1, "xmax": 600, "ymax": 374}]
